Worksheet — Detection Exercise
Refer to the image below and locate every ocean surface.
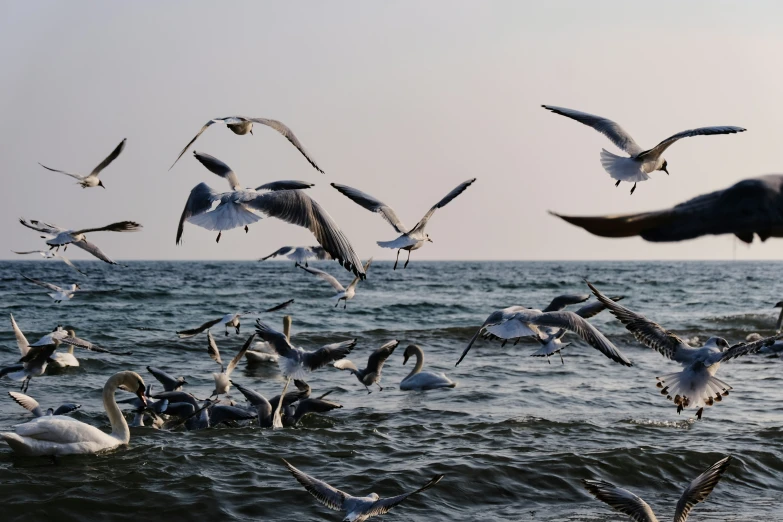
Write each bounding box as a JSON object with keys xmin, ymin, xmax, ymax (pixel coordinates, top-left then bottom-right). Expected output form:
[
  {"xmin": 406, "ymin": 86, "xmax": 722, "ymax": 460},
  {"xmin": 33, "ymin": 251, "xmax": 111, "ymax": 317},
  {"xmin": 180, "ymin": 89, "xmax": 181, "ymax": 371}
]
[{"xmin": 0, "ymin": 260, "xmax": 782, "ymax": 521}]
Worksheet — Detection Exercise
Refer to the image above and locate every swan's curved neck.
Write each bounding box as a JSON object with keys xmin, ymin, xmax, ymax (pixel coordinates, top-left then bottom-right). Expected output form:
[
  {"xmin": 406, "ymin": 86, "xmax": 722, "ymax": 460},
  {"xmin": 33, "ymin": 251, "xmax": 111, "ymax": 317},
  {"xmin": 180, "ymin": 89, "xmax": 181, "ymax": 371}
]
[
  {"xmin": 68, "ymin": 345, "xmax": 74, "ymax": 355},
  {"xmin": 103, "ymin": 375, "xmax": 130, "ymax": 443},
  {"xmin": 404, "ymin": 346, "xmax": 424, "ymax": 381}
]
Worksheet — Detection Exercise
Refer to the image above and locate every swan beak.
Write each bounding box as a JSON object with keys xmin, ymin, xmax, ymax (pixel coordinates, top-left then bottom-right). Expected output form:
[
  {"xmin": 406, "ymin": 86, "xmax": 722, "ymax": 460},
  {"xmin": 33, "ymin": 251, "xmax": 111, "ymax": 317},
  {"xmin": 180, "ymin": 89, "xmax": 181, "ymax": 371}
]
[
  {"xmin": 402, "ymin": 355, "xmax": 409, "ymax": 365},
  {"xmin": 136, "ymin": 385, "xmax": 148, "ymax": 406}
]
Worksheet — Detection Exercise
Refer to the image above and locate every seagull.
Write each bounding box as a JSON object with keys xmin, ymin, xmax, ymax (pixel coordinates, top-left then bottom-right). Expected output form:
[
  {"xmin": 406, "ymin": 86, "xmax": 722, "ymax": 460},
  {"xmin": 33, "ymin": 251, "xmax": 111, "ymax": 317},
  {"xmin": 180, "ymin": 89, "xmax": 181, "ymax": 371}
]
[
  {"xmin": 551, "ymin": 175, "xmax": 783, "ymax": 244},
  {"xmin": 146, "ymin": 366, "xmax": 187, "ymax": 392},
  {"xmin": 38, "ymin": 138, "xmax": 126, "ymax": 189},
  {"xmin": 333, "ymin": 340, "xmax": 398, "ymax": 393},
  {"xmin": 260, "ymin": 245, "xmax": 332, "ymax": 265},
  {"xmin": 21, "ymin": 275, "xmax": 120, "ymax": 303},
  {"xmin": 0, "ymin": 337, "xmax": 60, "ymax": 393},
  {"xmin": 255, "ymin": 320, "xmax": 356, "ymax": 379},
  {"xmin": 297, "ymin": 258, "xmax": 373, "ymax": 309},
  {"xmin": 232, "ymin": 381, "xmax": 277, "ymax": 427},
  {"xmin": 530, "ymin": 297, "xmax": 624, "ymax": 364},
  {"xmin": 19, "ymin": 218, "xmax": 142, "ymax": 265},
  {"xmin": 456, "ymin": 303, "xmax": 632, "ymax": 367},
  {"xmin": 177, "ymin": 152, "xmax": 365, "ymax": 278},
  {"xmin": 207, "ymin": 332, "xmax": 255, "ymax": 397},
  {"xmin": 176, "ymin": 300, "xmax": 294, "ymax": 338},
  {"xmin": 169, "ymin": 116, "xmax": 324, "ymax": 173},
  {"xmin": 282, "ymin": 459, "xmax": 443, "ymax": 522},
  {"xmin": 584, "ymin": 455, "xmax": 732, "ymax": 522},
  {"xmin": 12, "ymin": 250, "xmax": 86, "ymax": 276},
  {"xmin": 8, "ymin": 392, "xmax": 80, "ymax": 418},
  {"xmin": 588, "ymin": 281, "xmax": 783, "ymax": 419},
  {"xmin": 332, "ymin": 179, "xmax": 476, "ymax": 269},
  {"xmin": 541, "ymin": 105, "xmax": 746, "ymax": 194},
  {"xmin": 285, "ymin": 395, "xmax": 342, "ymax": 426},
  {"xmin": 246, "ymin": 315, "xmax": 291, "ymax": 365}
]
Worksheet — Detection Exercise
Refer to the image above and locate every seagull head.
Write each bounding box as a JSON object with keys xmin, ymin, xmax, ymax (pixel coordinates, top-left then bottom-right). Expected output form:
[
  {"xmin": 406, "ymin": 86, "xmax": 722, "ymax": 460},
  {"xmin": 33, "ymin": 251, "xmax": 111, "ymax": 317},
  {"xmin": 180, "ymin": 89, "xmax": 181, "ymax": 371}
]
[
  {"xmin": 774, "ymin": 301, "xmax": 783, "ymax": 308},
  {"xmin": 426, "ymin": 233, "xmax": 433, "ymax": 243},
  {"xmin": 73, "ymin": 283, "xmax": 81, "ymax": 290},
  {"xmin": 704, "ymin": 337, "xmax": 730, "ymax": 351},
  {"xmin": 660, "ymin": 160, "xmax": 669, "ymax": 175},
  {"xmin": 98, "ymin": 180, "xmax": 106, "ymax": 189}
]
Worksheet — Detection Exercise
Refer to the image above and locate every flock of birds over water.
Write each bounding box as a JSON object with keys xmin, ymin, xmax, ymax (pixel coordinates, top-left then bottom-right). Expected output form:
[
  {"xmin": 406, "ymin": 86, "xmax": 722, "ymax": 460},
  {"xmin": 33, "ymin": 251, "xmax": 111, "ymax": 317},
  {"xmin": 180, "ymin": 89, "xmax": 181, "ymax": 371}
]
[{"xmin": 1, "ymin": 106, "xmax": 782, "ymax": 521}]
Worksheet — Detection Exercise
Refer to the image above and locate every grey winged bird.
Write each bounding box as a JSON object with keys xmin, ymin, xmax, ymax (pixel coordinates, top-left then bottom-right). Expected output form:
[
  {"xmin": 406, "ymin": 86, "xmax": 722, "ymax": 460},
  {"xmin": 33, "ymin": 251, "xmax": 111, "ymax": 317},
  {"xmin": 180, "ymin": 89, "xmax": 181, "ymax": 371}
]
[
  {"xmin": 282, "ymin": 459, "xmax": 443, "ymax": 521},
  {"xmin": 19, "ymin": 218, "xmax": 142, "ymax": 265},
  {"xmin": 38, "ymin": 138, "xmax": 126, "ymax": 189},
  {"xmin": 260, "ymin": 245, "xmax": 332, "ymax": 265},
  {"xmin": 176, "ymin": 301, "xmax": 295, "ymax": 338},
  {"xmin": 542, "ymin": 105, "xmax": 746, "ymax": 194},
  {"xmin": 12, "ymin": 250, "xmax": 86, "ymax": 276},
  {"xmin": 551, "ymin": 174, "xmax": 783, "ymax": 244},
  {"xmin": 333, "ymin": 340, "xmax": 399, "ymax": 393},
  {"xmin": 146, "ymin": 366, "xmax": 187, "ymax": 392},
  {"xmin": 169, "ymin": 116, "xmax": 324, "ymax": 173},
  {"xmin": 331, "ymin": 178, "xmax": 477, "ymax": 269},
  {"xmin": 588, "ymin": 281, "xmax": 783, "ymax": 419},
  {"xmin": 297, "ymin": 258, "xmax": 372, "ymax": 309},
  {"xmin": 177, "ymin": 151, "xmax": 365, "ymax": 278},
  {"xmin": 584, "ymin": 455, "xmax": 732, "ymax": 522},
  {"xmin": 207, "ymin": 332, "xmax": 254, "ymax": 397},
  {"xmin": 8, "ymin": 391, "xmax": 81, "ymax": 418}
]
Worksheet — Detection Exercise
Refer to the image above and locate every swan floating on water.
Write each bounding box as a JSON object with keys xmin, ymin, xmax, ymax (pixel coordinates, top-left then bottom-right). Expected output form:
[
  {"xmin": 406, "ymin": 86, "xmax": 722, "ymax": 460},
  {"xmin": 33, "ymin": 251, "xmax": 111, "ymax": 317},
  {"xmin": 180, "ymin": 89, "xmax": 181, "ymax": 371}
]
[
  {"xmin": 0, "ymin": 371, "xmax": 147, "ymax": 456},
  {"xmin": 400, "ymin": 345, "xmax": 455, "ymax": 391}
]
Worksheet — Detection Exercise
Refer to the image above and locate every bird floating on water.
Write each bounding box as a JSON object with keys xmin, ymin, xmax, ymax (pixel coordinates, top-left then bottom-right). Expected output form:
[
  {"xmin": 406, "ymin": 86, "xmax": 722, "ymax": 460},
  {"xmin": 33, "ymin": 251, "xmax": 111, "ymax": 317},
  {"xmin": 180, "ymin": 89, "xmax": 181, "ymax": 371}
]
[{"xmin": 401, "ymin": 344, "xmax": 455, "ymax": 391}]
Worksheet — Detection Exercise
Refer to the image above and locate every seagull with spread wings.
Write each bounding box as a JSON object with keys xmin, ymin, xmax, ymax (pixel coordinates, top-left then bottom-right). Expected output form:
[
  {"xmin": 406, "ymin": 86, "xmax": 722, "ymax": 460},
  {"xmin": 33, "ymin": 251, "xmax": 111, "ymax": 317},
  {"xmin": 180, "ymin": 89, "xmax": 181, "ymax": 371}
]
[
  {"xmin": 584, "ymin": 455, "xmax": 732, "ymax": 522},
  {"xmin": 177, "ymin": 151, "xmax": 364, "ymax": 278},
  {"xmin": 12, "ymin": 250, "xmax": 86, "ymax": 276},
  {"xmin": 260, "ymin": 245, "xmax": 332, "ymax": 265},
  {"xmin": 19, "ymin": 218, "xmax": 142, "ymax": 265},
  {"xmin": 207, "ymin": 332, "xmax": 254, "ymax": 397},
  {"xmin": 588, "ymin": 281, "xmax": 783, "ymax": 419},
  {"xmin": 169, "ymin": 116, "xmax": 323, "ymax": 173},
  {"xmin": 297, "ymin": 258, "xmax": 372, "ymax": 309},
  {"xmin": 332, "ymin": 179, "xmax": 476, "ymax": 269},
  {"xmin": 333, "ymin": 340, "xmax": 399, "ymax": 393},
  {"xmin": 542, "ymin": 105, "xmax": 745, "ymax": 194},
  {"xmin": 21, "ymin": 275, "xmax": 119, "ymax": 303},
  {"xmin": 282, "ymin": 459, "xmax": 443, "ymax": 522},
  {"xmin": 176, "ymin": 299, "xmax": 294, "ymax": 338},
  {"xmin": 8, "ymin": 392, "xmax": 81, "ymax": 418},
  {"xmin": 38, "ymin": 138, "xmax": 126, "ymax": 189}
]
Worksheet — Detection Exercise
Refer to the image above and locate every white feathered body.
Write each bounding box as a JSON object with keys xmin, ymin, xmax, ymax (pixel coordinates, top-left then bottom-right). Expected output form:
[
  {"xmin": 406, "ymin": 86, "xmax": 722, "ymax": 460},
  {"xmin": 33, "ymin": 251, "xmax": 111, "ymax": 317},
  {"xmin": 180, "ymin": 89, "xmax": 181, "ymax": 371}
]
[
  {"xmin": 400, "ymin": 371, "xmax": 455, "ymax": 391},
  {"xmin": 657, "ymin": 342, "xmax": 732, "ymax": 411},
  {"xmin": 599, "ymin": 149, "xmax": 661, "ymax": 183},
  {"xmin": 0, "ymin": 416, "xmax": 122, "ymax": 456},
  {"xmin": 188, "ymin": 189, "xmax": 262, "ymax": 232}
]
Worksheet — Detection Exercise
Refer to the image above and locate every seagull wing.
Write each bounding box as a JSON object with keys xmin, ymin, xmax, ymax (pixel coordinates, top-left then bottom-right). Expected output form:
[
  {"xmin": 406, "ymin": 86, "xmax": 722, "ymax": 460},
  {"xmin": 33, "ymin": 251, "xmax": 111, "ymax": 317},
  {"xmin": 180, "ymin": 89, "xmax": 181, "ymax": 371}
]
[
  {"xmin": 176, "ymin": 183, "xmax": 220, "ymax": 245},
  {"xmin": 292, "ymin": 398, "xmax": 343, "ymax": 423},
  {"xmin": 208, "ymin": 404, "xmax": 258, "ymax": 425},
  {"xmin": 541, "ymin": 105, "xmax": 643, "ymax": 155},
  {"xmin": 226, "ymin": 334, "xmax": 255, "ymax": 377},
  {"xmin": 297, "ymin": 264, "xmax": 344, "ymax": 292},
  {"xmin": 169, "ymin": 119, "xmax": 219, "ymax": 170},
  {"xmin": 673, "ymin": 456, "xmax": 732, "ymax": 522},
  {"xmin": 206, "ymin": 331, "xmax": 223, "ymax": 370},
  {"xmin": 19, "ymin": 218, "xmax": 64, "ymax": 236},
  {"xmin": 282, "ymin": 459, "xmax": 347, "ymax": 511},
  {"xmin": 22, "ymin": 275, "xmax": 63, "ymax": 293},
  {"xmin": 56, "ymin": 254, "xmax": 86, "ymax": 276},
  {"xmin": 310, "ymin": 246, "xmax": 332, "ymax": 260},
  {"xmin": 177, "ymin": 317, "xmax": 223, "ymax": 338},
  {"xmin": 248, "ymin": 118, "xmax": 324, "ymax": 173},
  {"xmin": 362, "ymin": 475, "xmax": 444, "ymax": 519},
  {"xmin": 8, "ymin": 391, "xmax": 44, "ymax": 417},
  {"xmin": 232, "ymin": 381, "xmax": 269, "ymax": 406},
  {"xmin": 583, "ymin": 480, "xmax": 657, "ymax": 522},
  {"xmin": 193, "ymin": 151, "xmax": 241, "ymax": 190},
  {"xmin": 247, "ymin": 190, "xmax": 365, "ymax": 279},
  {"xmin": 72, "ymin": 221, "xmax": 143, "ymax": 235},
  {"xmin": 146, "ymin": 366, "xmax": 180, "ymax": 392},
  {"xmin": 255, "ymin": 180, "xmax": 314, "ymax": 191},
  {"xmin": 254, "ymin": 320, "xmax": 296, "ymax": 359},
  {"xmin": 588, "ymin": 281, "xmax": 688, "ymax": 362},
  {"xmin": 720, "ymin": 333, "xmax": 783, "ymax": 363},
  {"xmin": 52, "ymin": 403, "xmax": 81, "ymax": 416},
  {"xmin": 542, "ymin": 294, "xmax": 590, "ymax": 312},
  {"xmin": 302, "ymin": 339, "xmax": 357, "ymax": 371},
  {"xmin": 366, "ymin": 340, "xmax": 399, "ymax": 373},
  {"xmin": 264, "ymin": 299, "xmax": 295, "ymax": 313},
  {"xmin": 410, "ymin": 178, "xmax": 477, "ymax": 234},
  {"xmin": 38, "ymin": 163, "xmax": 83, "ymax": 180},
  {"xmin": 72, "ymin": 238, "xmax": 119, "ymax": 265},
  {"xmin": 347, "ymin": 258, "xmax": 373, "ymax": 290},
  {"xmin": 641, "ymin": 126, "xmax": 746, "ymax": 159},
  {"xmin": 528, "ymin": 311, "xmax": 632, "ymax": 366},
  {"xmin": 330, "ymin": 183, "xmax": 408, "ymax": 234},
  {"xmin": 90, "ymin": 138, "xmax": 127, "ymax": 176},
  {"xmin": 9, "ymin": 314, "xmax": 29, "ymax": 356},
  {"xmin": 261, "ymin": 246, "xmax": 294, "ymax": 260}
]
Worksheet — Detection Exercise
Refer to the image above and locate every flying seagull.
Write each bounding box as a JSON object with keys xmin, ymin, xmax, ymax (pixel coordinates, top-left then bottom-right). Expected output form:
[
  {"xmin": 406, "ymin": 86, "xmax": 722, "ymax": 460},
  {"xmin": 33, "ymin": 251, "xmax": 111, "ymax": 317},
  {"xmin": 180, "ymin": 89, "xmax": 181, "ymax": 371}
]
[
  {"xmin": 550, "ymin": 174, "xmax": 783, "ymax": 244},
  {"xmin": 19, "ymin": 218, "xmax": 142, "ymax": 265},
  {"xmin": 260, "ymin": 245, "xmax": 332, "ymax": 265},
  {"xmin": 333, "ymin": 340, "xmax": 399, "ymax": 393},
  {"xmin": 588, "ymin": 281, "xmax": 783, "ymax": 419},
  {"xmin": 12, "ymin": 250, "xmax": 86, "ymax": 276},
  {"xmin": 542, "ymin": 105, "xmax": 745, "ymax": 194},
  {"xmin": 297, "ymin": 258, "xmax": 372, "ymax": 309},
  {"xmin": 176, "ymin": 300, "xmax": 294, "ymax": 338},
  {"xmin": 177, "ymin": 152, "xmax": 364, "ymax": 278},
  {"xmin": 282, "ymin": 458, "xmax": 443, "ymax": 522},
  {"xmin": 169, "ymin": 116, "xmax": 324, "ymax": 173},
  {"xmin": 584, "ymin": 455, "xmax": 732, "ymax": 522},
  {"xmin": 457, "ymin": 304, "xmax": 632, "ymax": 367},
  {"xmin": 207, "ymin": 332, "xmax": 255, "ymax": 397},
  {"xmin": 21, "ymin": 275, "xmax": 119, "ymax": 303},
  {"xmin": 38, "ymin": 138, "xmax": 126, "ymax": 189},
  {"xmin": 332, "ymin": 179, "xmax": 476, "ymax": 269}
]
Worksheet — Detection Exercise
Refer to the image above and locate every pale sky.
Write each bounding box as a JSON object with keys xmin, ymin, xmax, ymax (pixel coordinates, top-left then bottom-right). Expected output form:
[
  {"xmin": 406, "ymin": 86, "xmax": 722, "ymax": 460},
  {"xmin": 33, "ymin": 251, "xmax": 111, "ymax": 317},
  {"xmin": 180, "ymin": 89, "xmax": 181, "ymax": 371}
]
[{"xmin": 2, "ymin": 1, "xmax": 783, "ymax": 261}]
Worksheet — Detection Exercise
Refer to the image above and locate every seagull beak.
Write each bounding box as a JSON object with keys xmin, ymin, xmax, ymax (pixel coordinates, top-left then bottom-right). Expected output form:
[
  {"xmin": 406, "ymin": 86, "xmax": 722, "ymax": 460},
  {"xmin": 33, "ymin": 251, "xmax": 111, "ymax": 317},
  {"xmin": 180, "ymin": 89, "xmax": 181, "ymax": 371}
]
[
  {"xmin": 99, "ymin": 181, "xmax": 106, "ymax": 189},
  {"xmin": 662, "ymin": 166, "xmax": 669, "ymax": 175}
]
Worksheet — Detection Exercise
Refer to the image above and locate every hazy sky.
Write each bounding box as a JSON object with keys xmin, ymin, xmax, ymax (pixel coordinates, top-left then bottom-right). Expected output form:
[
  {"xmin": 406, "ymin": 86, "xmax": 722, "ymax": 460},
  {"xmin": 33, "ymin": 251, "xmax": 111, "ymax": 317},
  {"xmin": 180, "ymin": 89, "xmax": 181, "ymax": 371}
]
[{"xmin": 2, "ymin": 1, "xmax": 783, "ymax": 261}]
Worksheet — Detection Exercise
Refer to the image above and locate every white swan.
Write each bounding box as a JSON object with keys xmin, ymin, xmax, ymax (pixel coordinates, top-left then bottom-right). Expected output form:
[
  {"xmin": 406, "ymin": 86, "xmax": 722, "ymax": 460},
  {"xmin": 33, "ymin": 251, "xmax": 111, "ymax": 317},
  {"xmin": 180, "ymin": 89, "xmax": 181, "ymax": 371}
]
[
  {"xmin": 51, "ymin": 345, "xmax": 79, "ymax": 368},
  {"xmin": 0, "ymin": 371, "xmax": 147, "ymax": 456},
  {"xmin": 400, "ymin": 345, "xmax": 456, "ymax": 391}
]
